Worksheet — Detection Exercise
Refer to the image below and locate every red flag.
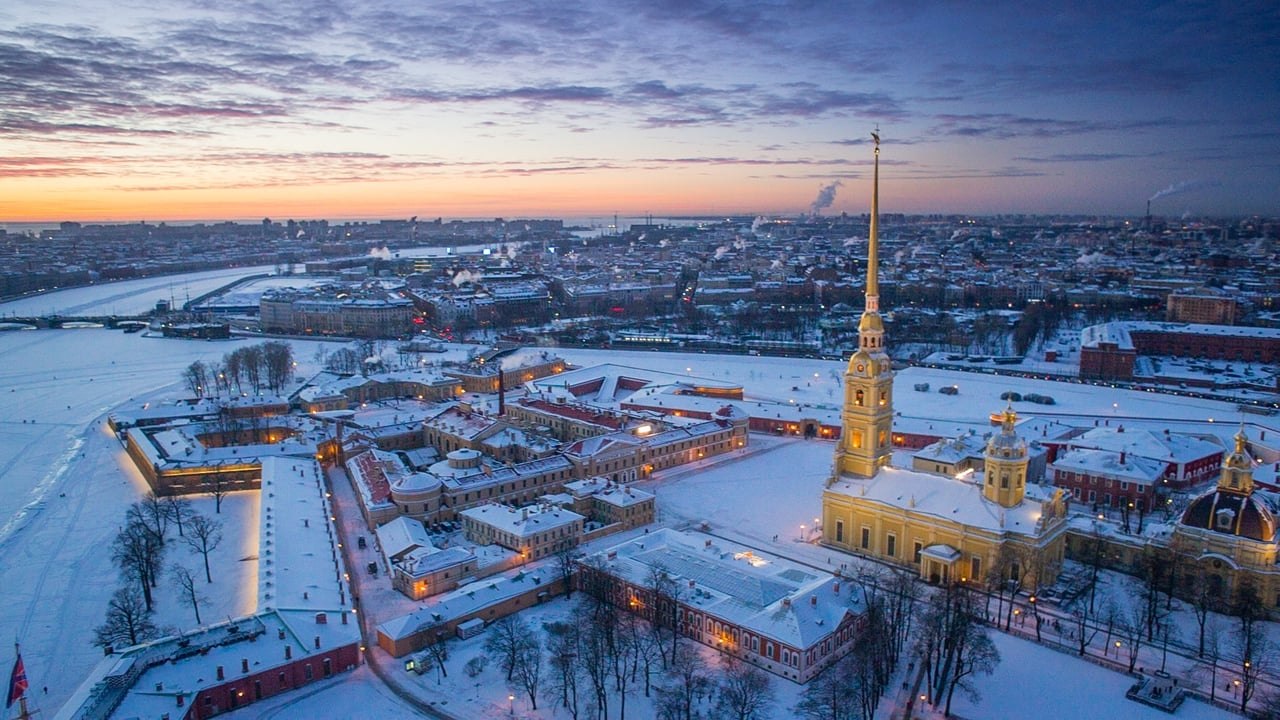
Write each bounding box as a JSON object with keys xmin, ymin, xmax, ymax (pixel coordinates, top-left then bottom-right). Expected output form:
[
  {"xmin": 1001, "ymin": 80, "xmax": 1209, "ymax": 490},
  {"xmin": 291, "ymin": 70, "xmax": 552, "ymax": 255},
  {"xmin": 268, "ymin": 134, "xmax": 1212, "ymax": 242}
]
[{"xmin": 6, "ymin": 652, "xmax": 27, "ymax": 708}]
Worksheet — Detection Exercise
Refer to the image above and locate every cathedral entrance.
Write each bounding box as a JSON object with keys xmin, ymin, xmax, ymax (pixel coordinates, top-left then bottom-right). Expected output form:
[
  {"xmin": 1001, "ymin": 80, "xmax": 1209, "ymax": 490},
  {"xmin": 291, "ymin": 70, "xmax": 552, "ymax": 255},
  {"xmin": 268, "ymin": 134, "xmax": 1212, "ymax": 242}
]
[{"xmin": 920, "ymin": 545, "xmax": 960, "ymax": 585}]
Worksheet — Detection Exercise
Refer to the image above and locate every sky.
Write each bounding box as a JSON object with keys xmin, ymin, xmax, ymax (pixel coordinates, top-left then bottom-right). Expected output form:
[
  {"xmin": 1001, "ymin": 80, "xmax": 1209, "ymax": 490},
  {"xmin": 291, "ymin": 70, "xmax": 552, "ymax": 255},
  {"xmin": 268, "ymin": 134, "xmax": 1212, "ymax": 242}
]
[{"xmin": 2, "ymin": 0, "xmax": 1278, "ymax": 222}]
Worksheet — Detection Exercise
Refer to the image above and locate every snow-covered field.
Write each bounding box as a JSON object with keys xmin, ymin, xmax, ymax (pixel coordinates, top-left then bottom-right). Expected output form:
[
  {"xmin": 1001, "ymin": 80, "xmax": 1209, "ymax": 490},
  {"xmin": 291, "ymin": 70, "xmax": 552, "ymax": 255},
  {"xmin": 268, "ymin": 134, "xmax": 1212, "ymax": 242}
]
[
  {"xmin": 0, "ymin": 329, "xmax": 330, "ymax": 712},
  {"xmin": 953, "ymin": 633, "xmax": 1236, "ymax": 720}
]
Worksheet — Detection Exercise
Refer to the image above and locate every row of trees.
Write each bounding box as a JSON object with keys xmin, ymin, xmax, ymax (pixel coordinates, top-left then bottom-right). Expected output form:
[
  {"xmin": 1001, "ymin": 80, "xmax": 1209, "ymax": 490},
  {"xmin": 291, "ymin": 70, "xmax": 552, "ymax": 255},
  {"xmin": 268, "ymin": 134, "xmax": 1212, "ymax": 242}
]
[
  {"xmin": 184, "ymin": 340, "xmax": 295, "ymax": 397},
  {"xmin": 93, "ymin": 493, "xmax": 224, "ymax": 650},
  {"xmin": 447, "ymin": 557, "xmax": 992, "ymax": 720},
  {"xmin": 1064, "ymin": 533, "xmax": 1277, "ymax": 715}
]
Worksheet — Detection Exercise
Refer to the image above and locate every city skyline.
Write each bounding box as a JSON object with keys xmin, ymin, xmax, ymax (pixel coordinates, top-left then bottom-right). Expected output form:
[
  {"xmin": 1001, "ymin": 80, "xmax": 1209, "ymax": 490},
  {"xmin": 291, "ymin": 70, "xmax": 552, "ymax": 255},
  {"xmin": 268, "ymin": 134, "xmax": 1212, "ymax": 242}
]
[{"xmin": 3, "ymin": 0, "xmax": 1278, "ymax": 222}]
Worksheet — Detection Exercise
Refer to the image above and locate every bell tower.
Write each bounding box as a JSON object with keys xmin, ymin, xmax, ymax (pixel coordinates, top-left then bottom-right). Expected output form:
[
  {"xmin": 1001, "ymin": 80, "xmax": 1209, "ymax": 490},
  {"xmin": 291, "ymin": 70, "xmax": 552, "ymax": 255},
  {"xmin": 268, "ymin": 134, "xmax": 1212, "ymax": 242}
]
[
  {"xmin": 983, "ymin": 404, "xmax": 1028, "ymax": 508},
  {"xmin": 834, "ymin": 130, "xmax": 894, "ymax": 479}
]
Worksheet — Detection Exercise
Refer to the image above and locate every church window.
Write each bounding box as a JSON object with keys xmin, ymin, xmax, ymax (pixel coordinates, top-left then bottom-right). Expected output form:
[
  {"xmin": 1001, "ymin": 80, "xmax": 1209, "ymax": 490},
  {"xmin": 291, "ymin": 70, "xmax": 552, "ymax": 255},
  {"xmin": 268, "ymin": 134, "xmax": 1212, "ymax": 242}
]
[
  {"xmin": 835, "ymin": 520, "xmax": 844, "ymax": 544},
  {"xmin": 852, "ymin": 431, "xmax": 863, "ymax": 449},
  {"xmin": 970, "ymin": 557, "xmax": 981, "ymax": 579},
  {"xmin": 879, "ymin": 391, "xmax": 887, "ymax": 406},
  {"xmin": 1216, "ymin": 509, "xmax": 1235, "ymax": 531},
  {"xmin": 885, "ymin": 533, "xmax": 897, "ymax": 558},
  {"xmin": 855, "ymin": 389, "xmax": 865, "ymax": 406},
  {"xmin": 913, "ymin": 541, "xmax": 923, "ymax": 564},
  {"xmin": 986, "ymin": 474, "xmax": 993, "ymax": 486},
  {"xmin": 860, "ymin": 527, "xmax": 870, "ymax": 550},
  {"xmin": 1000, "ymin": 474, "xmax": 1009, "ymax": 489},
  {"xmin": 878, "ymin": 430, "xmax": 887, "ymax": 448}
]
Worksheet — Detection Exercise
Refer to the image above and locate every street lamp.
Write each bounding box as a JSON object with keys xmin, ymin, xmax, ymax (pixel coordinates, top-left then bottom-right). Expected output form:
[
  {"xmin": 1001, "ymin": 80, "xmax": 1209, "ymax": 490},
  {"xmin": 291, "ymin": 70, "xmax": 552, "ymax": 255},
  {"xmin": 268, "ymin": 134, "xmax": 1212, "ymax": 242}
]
[
  {"xmin": 509, "ymin": 693, "xmax": 515, "ymax": 717},
  {"xmin": 799, "ymin": 524, "xmax": 805, "ymax": 540}
]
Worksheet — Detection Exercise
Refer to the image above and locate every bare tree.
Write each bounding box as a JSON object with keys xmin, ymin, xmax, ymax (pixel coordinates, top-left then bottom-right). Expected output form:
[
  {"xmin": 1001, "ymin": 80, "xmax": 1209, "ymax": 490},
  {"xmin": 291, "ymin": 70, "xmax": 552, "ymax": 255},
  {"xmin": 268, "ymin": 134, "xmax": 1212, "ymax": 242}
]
[
  {"xmin": 715, "ymin": 659, "xmax": 774, "ymax": 720},
  {"xmin": 654, "ymin": 643, "xmax": 712, "ymax": 720},
  {"xmin": 113, "ymin": 520, "xmax": 165, "ymax": 610},
  {"xmin": 206, "ymin": 467, "xmax": 230, "ymax": 514},
  {"xmin": 554, "ymin": 546, "xmax": 583, "ymax": 600},
  {"xmin": 1071, "ymin": 607, "xmax": 1097, "ymax": 657},
  {"xmin": 795, "ymin": 654, "xmax": 858, "ymax": 720},
  {"xmin": 645, "ymin": 562, "xmax": 685, "ymax": 667},
  {"xmin": 261, "ymin": 340, "xmax": 295, "ymax": 393},
  {"xmin": 184, "ymin": 361, "xmax": 210, "ymax": 398},
  {"xmin": 917, "ymin": 582, "xmax": 1000, "ymax": 717},
  {"xmin": 484, "ymin": 615, "xmax": 529, "ymax": 683},
  {"xmin": 1117, "ymin": 607, "xmax": 1145, "ymax": 673},
  {"xmin": 1234, "ymin": 622, "xmax": 1269, "ymax": 714},
  {"xmin": 426, "ymin": 632, "xmax": 449, "ymax": 683},
  {"xmin": 163, "ymin": 495, "xmax": 194, "ymax": 538},
  {"xmin": 138, "ymin": 493, "xmax": 171, "ymax": 542},
  {"xmin": 1203, "ymin": 620, "xmax": 1224, "ymax": 705},
  {"xmin": 544, "ymin": 621, "xmax": 582, "ymax": 719},
  {"xmin": 93, "ymin": 585, "xmax": 158, "ymax": 649},
  {"xmin": 124, "ymin": 502, "xmax": 164, "ymax": 550},
  {"xmin": 171, "ymin": 565, "xmax": 204, "ymax": 625},
  {"xmin": 183, "ymin": 513, "xmax": 223, "ymax": 583},
  {"xmin": 514, "ymin": 631, "xmax": 544, "ymax": 711}
]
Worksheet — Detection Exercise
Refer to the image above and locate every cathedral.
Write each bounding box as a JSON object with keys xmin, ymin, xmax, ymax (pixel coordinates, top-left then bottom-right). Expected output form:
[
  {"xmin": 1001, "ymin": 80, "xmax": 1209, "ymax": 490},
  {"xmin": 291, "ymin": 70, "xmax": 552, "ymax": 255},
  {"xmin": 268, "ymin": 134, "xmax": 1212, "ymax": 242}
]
[{"xmin": 820, "ymin": 133, "xmax": 1069, "ymax": 589}]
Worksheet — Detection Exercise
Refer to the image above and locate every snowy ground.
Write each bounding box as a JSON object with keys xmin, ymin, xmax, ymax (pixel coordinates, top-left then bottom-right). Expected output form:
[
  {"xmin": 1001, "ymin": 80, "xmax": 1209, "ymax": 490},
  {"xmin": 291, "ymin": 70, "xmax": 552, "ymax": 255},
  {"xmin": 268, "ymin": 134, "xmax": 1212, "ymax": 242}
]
[
  {"xmin": 950, "ymin": 632, "xmax": 1236, "ymax": 720},
  {"xmin": 0, "ymin": 329, "xmax": 328, "ymax": 713},
  {"xmin": 221, "ymin": 666, "xmax": 419, "ymax": 719}
]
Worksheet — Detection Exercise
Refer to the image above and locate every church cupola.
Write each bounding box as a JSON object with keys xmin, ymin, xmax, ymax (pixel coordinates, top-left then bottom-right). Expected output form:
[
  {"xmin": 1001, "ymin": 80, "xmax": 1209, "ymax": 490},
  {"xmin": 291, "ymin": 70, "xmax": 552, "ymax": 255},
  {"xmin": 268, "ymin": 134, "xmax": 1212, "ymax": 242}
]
[
  {"xmin": 983, "ymin": 403, "xmax": 1028, "ymax": 508},
  {"xmin": 1218, "ymin": 427, "xmax": 1256, "ymax": 495}
]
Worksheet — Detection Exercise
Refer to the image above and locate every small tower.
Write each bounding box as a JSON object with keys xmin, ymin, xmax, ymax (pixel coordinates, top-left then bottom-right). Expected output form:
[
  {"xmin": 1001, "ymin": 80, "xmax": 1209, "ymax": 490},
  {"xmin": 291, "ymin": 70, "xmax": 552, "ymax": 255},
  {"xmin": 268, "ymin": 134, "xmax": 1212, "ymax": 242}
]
[
  {"xmin": 1218, "ymin": 427, "xmax": 1255, "ymax": 495},
  {"xmin": 834, "ymin": 130, "xmax": 894, "ymax": 479},
  {"xmin": 983, "ymin": 404, "xmax": 1028, "ymax": 508}
]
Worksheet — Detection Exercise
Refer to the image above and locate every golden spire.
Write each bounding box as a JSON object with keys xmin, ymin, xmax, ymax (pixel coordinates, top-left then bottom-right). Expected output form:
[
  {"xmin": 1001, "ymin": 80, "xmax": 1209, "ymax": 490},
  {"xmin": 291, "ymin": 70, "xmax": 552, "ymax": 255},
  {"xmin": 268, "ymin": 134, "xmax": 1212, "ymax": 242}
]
[{"xmin": 866, "ymin": 128, "xmax": 880, "ymax": 310}]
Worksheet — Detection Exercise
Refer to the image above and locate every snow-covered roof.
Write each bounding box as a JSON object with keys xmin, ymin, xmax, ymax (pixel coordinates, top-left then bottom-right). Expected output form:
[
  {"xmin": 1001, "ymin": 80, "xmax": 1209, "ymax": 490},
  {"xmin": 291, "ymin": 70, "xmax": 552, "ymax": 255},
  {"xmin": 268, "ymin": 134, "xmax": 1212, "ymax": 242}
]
[
  {"xmin": 1050, "ymin": 448, "xmax": 1165, "ymax": 484},
  {"xmin": 1061, "ymin": 426, "xmax": 1222, "ymax": 465},
  {"xmin": 376, "ymin": 516, "xmax": 434, "ymax": 563},
  {"xmin": 378, "ymin": 568, "xmax": 553, "ymax": 640},
  {"xmin": 1081, "ymin": 320, "xmax": 1280, "ymax": 351},
  {"xmin": 563, "ymin": 477, "xmax": 654, "ymax": 507},
  {"xmin": 826, "ymin": 466, "xmax": 1057, "ymax": 537},
  {"xmin": 914, "ymin": 431, "xmax": 988, "ymax": 464},
  {"xmin": 459, "ymin": 502, "xmax": 584, "ymax": 538},
  {"xmin": 258, "ymin": 456, "xmax": 350, "ymax": 611},
  {"xmin": 587, "ymin": 529, "xmax": 863, "ymax": 650},
  {"xmin": 399, "ymin": 546, "xmax": 475, "ymax": 576}
]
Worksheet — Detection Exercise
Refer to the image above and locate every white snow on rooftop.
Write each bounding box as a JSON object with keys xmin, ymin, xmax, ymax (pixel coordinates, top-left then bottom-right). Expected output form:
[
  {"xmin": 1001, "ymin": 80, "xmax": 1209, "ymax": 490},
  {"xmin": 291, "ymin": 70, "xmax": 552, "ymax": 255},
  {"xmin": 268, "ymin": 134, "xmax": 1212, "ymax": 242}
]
[
  {"xmin": 589, "ymin": 528, "xmax": 863, "ymax": 650},
  {"xmin": 827, "ymin": 466, "xmax": 1055, "ymax": 536}
]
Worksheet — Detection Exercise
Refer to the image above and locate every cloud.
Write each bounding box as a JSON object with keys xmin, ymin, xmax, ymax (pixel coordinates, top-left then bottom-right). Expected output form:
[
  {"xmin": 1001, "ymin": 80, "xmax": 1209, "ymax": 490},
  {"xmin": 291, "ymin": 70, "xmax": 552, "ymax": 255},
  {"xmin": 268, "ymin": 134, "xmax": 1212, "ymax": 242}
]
[
  {"xmin": 930, "ymin": 113, "xmax": 1180, "ymax": 140},
  {"xmin": 1014, "ymin": 153, "xmax": 1147, "ymax": 163}
]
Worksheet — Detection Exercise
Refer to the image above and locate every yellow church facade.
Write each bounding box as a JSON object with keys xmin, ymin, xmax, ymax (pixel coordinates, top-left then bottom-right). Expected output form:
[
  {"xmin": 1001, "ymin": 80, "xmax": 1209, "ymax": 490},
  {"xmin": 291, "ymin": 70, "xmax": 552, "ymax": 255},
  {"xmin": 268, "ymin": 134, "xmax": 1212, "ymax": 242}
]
[{"xmin": 820, "ymin": 131, "xmax": 1069, "ymax": 591}]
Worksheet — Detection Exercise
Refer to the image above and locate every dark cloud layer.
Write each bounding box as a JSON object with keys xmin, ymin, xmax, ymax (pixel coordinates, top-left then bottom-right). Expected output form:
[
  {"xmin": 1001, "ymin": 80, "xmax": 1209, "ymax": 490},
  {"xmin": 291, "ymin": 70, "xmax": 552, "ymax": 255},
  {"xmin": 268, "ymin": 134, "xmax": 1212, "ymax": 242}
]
[{"xmin": 3, "ymin": 0, "xmax": 1278, "ymax": 214}]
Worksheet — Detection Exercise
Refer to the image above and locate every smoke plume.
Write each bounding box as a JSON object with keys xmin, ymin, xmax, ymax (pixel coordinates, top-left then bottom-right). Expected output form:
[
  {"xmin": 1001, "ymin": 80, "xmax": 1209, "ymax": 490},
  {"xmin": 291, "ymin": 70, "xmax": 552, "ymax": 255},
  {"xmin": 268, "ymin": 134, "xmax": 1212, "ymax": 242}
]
[
  {"xmin": 368, "ymin": 246, "xmax": 392, "ymax": 260},
  {"xmin": 810, "ymin": 181, "xmax": 843, "ymax": 215},
  {"xmin": 452, "ymin": 269, "xmax": 482, "ymax": 287},
  {"xmin": 1149, "ymin": 179, "xmax": 1219, "ymax": 203}
]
